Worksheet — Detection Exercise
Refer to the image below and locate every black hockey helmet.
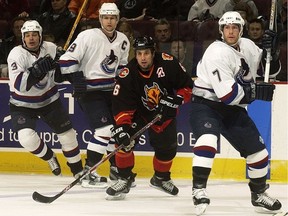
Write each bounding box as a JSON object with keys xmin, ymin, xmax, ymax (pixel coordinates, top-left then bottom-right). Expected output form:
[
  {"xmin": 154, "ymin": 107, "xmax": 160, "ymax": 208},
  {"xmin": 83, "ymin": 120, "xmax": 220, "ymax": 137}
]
[{"xmin": 133, "ymin": 36, "xmax": 155, "ymax": 50}]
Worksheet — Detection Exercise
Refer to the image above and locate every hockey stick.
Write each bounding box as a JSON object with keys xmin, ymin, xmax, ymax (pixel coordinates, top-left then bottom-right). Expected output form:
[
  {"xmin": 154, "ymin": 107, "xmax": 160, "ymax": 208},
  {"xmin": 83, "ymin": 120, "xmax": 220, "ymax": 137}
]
[
  {"xmin": 63, "ymin": 0, "xmax": 90, "ymax": 50},
  {"xmin": 264, "ymin": 0, "xmax": 277, "ymax": 82},
  {"xmin": 32, "ymin": 114, "xmax": 162, "ymax": 204}
]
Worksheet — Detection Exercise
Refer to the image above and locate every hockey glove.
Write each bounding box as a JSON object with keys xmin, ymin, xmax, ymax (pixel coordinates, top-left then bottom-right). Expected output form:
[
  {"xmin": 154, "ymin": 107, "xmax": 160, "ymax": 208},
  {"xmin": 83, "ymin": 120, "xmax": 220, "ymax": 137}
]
[
  {"xmin": 262, "ymin": 30, "xmax": 277, "ymax": 50},
  {"xmin": 111, "ymin": 125, "xmax": 135, "ymax": 152},
  {"xmin": 54, "ymin": 47, "xmax": 65, "ymax": 62},
  {"xmin": 262, "ymin": 30, "xmax": 280, "ymax": 61},
  {"xmin": 72, "ymin": 71, "xmax": 86, "ymax": 99},
  {"xmin": 242, "ymin": 82, "xmax": 275, "ymax": 103},
  {"xmin": 28, "ymin": 54, "xmax": 55, "ymax": 80},
  {"xmin": 157, "ymin": 94, "xmax": 183, "ymax": 123}
]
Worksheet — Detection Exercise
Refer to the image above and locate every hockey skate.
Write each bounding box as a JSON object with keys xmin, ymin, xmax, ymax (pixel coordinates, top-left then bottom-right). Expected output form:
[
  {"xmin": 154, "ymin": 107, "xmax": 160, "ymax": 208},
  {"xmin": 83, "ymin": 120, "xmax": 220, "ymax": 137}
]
[
  {"xmin": 109, "ymin": 166, "xmax": 137, "ymax": 188},
  {"xmin": 81, "ymin": 165, "xmax": 108, "ymax": 188},
  {"xmin": 47, "ymin": 154, "xmax": 61, "ymax": 176},
  {"xmin": 150, "ymin": 175, "xmax": 179, "ymax": 195},
  {"xmin": 192, "ymin": 188, "xmax": 210, "ymax": 216},
  {"xmin": 251, "ymin": 185, "xmax": 282, "ymax": 214},
  {"xmin": 106, "ymin": 173, "xmax": 136, "ymax": 200}
]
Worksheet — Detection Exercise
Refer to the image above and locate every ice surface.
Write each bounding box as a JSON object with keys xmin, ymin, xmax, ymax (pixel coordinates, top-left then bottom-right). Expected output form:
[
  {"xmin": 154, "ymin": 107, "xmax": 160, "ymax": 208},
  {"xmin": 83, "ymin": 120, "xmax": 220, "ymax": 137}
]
[{"xmin": 0, "ymin": 174, "xmax": 287, "ymax": 216}]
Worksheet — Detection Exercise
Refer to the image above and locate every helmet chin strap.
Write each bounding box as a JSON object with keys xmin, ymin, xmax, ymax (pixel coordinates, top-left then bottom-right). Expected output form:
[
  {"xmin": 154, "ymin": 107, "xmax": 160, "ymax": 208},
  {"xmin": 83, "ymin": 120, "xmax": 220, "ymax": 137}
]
[{"xmin": 101, "ymin": 25, "xmax": 115, "ymax": 34}]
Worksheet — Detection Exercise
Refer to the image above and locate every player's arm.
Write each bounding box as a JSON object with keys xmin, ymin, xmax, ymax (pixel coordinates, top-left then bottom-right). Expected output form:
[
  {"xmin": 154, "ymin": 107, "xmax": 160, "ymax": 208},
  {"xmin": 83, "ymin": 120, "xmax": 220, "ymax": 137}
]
[
  {"xmin": 260, "ymin": 29, "xmax": 281, "ymax": 79},
  {"xmin": 111, "ymin": 76, "xmax": 137, "ymax": 151},
  {"xmin": 26, "ymin": 54, "xmax": 56, "ymax": 90}
]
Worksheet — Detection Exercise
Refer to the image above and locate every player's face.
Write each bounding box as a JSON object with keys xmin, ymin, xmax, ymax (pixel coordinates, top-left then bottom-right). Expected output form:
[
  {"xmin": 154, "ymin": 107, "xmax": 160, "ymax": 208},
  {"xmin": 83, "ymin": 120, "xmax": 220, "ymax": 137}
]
[
  {"xmin": 223, "ymin": 24, "xmax": 240, "ymax": 45},
  {"xmin": 101, "ymin": 15, "xmax": 118, "ymax": 33},
  {"xmin": 135, "ymin": 49, "xmax": 154, "ymax": 71},
  {"xmin": 23, "ymin": 32, "xmax": 41, "ymax": 51}
]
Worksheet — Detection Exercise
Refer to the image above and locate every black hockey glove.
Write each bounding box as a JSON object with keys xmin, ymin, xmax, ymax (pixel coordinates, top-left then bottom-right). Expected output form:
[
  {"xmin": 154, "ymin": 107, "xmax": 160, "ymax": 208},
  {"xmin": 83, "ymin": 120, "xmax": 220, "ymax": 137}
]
[
  {"xmin": 262, "ymin": 30, "xmax": 280, "ymax": 62},
  {"xmin": 54, "ymin": 47, "xmax": 65, "ymax": 62},
  {"xmin": 72, "ymin": 71, "xmax": 86, "ymax": 99},
  {"xmin": 111, "ymin": 124, "xmax": 135, "ymax": 152},
  {"xmin": 157, "ymin": 94, "xmax": 183, "ymax": 123},
  {"xmin": 262, "ymin": 30, "xmax": 277, "ymax": 50},
  {"xmin": 28, "ymin": 54, "xmax": 55, "ymax": 80},
  {"xmin": 242, "ymin": 82, "xmax": 275, "ymax": 103}
]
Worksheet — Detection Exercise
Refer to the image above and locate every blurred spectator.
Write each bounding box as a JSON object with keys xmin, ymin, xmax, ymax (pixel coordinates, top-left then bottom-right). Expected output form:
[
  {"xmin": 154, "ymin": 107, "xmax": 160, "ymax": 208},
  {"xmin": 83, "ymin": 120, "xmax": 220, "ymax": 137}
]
[
  {"xmin": 0, "ymin": 20, "xmax": 9, "ymax": 40},
  {"xmin": 233, "ymin": 1, "xmax": 256, "ymax": 22},
  {"xmin": 276, "ymin": 0, "xmax": 287, "ymax": 81},
  {"xmin": 178, "ymin": 0, "xmax": 195, "ymax": 21},
  {"xmin": 170, "ymin": 39, "xmax": 193, "ymax": 77},
  {"xmin": 280, "ymin": 0, "xmax": 287, "ymax": 32},
  {"xmin": 144, "ymin": 0, "xmax": 179, "ymax": 21},
  {"xmin": 37, "ymin": 0, "xmax": 78, "ymax": 47},
  {"xmin": 0, "ymin": 16, "xmax": 28, "ymax": 78},
  {"xmin": 117, "ymin": 21, "xmax": 135, "ymax": 61},
  {"xmin": 39, "ymin": 0, "xmax": 52, "ymax": 14},
  {"xmin": 277, "ymin": 31, "xmax": 287, "ymax": 81},
  {"xmin": 0, "ymin": 0, "xmax": 31, "ymax": 39},
  {"xmin": 154, "ymin": 18, "xmax": 172, "ymax": 53},
  {"xmin": 187, "ymin": 0, "xmax": 231, "ymax": 22},
  {"xmin": 247, "ymin": 18, "xmax": 265, "ymax": 47},
  {"xmin": 225, "ymin": 0, "xmax": 258, "ymax": 19},
  {"xmin": 79, "ymin": 19, "xmax": 100, "ymax": 31},
  {"xmin": 116, "ymin": 0, "xmax": 148, "ymax": 21},
  {"xmin": 232, "ymin": 1, "xmax": 256, "ymax": 37},
  {"xmin": 68, "ymin": 0, "xmax": 115, "ymax": 21},
  {"xmin": 0, "ymin": 0, "xmax": 31, "ymax": 21}
]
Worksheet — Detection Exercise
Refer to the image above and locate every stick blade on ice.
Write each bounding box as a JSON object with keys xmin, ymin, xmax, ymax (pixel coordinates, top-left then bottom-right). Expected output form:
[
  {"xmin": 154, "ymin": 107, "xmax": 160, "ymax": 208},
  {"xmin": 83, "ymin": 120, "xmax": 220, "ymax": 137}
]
[{"xmin": 32, "ymin": 191, "xmax": 57, "ymax": 204}]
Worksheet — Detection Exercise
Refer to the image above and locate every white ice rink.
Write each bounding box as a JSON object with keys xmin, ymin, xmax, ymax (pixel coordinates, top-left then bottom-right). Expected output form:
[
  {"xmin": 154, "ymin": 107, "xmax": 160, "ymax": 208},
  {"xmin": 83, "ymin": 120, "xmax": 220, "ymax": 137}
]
[{"xmin": 0, "ymin": 174, "xmax": 287, "ymax": 216}]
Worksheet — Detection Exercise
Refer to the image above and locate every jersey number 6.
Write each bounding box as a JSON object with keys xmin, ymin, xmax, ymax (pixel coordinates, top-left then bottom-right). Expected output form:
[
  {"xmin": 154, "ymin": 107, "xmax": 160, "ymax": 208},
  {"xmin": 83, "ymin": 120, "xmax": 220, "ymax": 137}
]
[{"xmin": 113, "ymin": 84, "xmax": 121, "ymax": 96}]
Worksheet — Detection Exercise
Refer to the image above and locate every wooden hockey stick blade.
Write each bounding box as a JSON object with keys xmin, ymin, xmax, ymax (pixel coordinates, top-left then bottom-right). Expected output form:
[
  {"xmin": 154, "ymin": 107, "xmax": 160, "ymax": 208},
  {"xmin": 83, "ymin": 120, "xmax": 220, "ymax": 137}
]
[{"xmin": 32, "ymin": 114, "xmax": 162, "ymax": 204}]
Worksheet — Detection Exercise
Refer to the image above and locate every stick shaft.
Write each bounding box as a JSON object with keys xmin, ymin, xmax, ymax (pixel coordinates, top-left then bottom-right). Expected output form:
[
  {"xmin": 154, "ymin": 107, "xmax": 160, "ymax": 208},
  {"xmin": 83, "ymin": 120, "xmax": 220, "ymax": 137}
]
[
  {"xmin": 63, "ymin": 0, "xmax": 90, "ymax": 50},
  {"xmin": 32, "ymin": 114, "xmax": 161, "ymax": 203},
  {"xmin": 264, "ymin": 0, "xmax": 277, "ymax": 83}
]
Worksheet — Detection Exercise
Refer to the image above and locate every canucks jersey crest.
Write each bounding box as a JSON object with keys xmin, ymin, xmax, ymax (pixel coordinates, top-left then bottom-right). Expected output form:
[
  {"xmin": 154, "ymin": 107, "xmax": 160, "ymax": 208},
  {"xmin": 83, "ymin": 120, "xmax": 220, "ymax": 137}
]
[
  {"xmin": 101, "ymin": 49, "xmax": 118, "ymax": 74},
  {"xmin": 141, "ymin": 82, "xmax": 164, "ymax": 111}
]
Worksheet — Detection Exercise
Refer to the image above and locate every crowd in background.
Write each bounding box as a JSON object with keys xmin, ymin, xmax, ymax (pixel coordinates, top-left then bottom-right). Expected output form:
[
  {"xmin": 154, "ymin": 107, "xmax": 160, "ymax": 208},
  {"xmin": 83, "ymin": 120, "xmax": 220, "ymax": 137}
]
[{"xmin": 0, "ymin": 0, "xmax": 287, "ymax": 80}]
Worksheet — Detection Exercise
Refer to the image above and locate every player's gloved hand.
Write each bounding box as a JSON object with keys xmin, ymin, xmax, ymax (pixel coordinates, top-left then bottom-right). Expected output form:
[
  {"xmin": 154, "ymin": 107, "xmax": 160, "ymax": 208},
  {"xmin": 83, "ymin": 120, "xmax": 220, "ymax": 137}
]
[
  {"xmin": 262, "ymin": 30, "xmax": 280, "ymax": 63},
  {"xmin": 262, "ymin": 30, "xmax": 277, "ymax": 50},
  {"xmin": 28, "ymin": 54, "xmax": 55, "ymax": 80},
  {"xmin": 157, "ymin": 94, "xmax": 183, "ymax": 123},
  {"xmin": 254, "ymin": 82, "xmax": 275, "ymax": 101},
  {"xmin": 72, "ymin": 71, "xmax": 86, "ymax": 99},
  {"xmin": 242, "ymin": 82, "xmax": 275, "ymax": 103},
  {"xmin": 54, "ymin": 46, "xmax": 65, "ymax": 62},
  {"xmin": 111, "ymin": 125, "xmax": 134, "ymax": 152}
]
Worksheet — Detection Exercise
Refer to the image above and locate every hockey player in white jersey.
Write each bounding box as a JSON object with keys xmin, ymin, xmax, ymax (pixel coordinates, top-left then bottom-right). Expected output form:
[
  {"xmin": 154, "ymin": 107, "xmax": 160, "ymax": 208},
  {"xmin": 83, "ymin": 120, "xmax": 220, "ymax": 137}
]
[
  {"xmin": 7, "ymin": 20, "xmax": 83, "ymax": 177},
  {"xmin": 189, "ymin": 12, "xmax": 282, "ymax": 215},
  {"xmin": 59, "ymin": 3, "xmax": 130, "ymax": 188}
]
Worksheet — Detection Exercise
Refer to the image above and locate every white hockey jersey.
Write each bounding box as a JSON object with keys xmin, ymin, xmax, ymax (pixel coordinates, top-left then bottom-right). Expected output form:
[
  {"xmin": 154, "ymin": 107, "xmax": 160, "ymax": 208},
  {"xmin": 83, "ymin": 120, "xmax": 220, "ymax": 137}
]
[
  {"xmin": 193, "ymin": 38, "xmax": 262, "ymax": 106},
  {"xmin": 7, "ymin": 42, "xmax": 59, "ymax": 109},
  {"xmin": 187, "ymin": 0, "xmax": 231, "ymax": 21},
  {"xmin": 59, "ymin": 28, "xmax": 130, "ymax": 91}
]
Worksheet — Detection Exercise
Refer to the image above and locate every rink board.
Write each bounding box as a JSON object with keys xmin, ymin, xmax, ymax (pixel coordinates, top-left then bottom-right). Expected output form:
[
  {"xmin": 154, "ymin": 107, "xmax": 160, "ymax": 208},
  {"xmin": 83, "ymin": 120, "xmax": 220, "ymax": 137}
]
[{"xmin": 0, "ymin": 81, "xmax": 287, "ymax": 182}]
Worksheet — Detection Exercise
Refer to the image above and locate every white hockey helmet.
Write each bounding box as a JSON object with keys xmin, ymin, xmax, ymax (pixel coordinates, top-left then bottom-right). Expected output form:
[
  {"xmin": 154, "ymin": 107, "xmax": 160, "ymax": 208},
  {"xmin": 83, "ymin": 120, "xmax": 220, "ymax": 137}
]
[
  {"xmin": 99, "ymin": 3, "xmax": 120, "ymax": 19},
  {"xmin": 218, "ymin": 11, "xmax": 245, "ymax": 38},
  {"xmin": 21, "ymin": 20, "xmax": 43, "ymax": 46}
]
